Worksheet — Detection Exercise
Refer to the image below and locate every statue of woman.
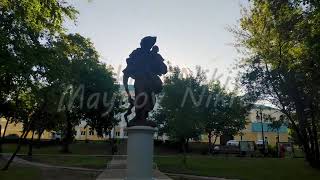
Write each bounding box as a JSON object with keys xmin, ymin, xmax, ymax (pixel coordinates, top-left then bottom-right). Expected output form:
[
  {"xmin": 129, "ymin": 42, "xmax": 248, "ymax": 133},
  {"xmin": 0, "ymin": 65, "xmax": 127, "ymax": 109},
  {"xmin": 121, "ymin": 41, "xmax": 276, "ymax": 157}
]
[{"xmin": 123, "ymin": 36, "xmax": 167, "ymax": 127}]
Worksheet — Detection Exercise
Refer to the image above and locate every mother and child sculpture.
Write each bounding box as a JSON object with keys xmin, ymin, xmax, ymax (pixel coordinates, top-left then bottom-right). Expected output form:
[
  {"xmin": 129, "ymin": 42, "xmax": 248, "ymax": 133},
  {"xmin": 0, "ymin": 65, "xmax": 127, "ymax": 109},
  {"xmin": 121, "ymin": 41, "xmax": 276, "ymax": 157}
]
[{"xmin": 123, "ymin": 36, "xmax": 168, "ymax": 127}]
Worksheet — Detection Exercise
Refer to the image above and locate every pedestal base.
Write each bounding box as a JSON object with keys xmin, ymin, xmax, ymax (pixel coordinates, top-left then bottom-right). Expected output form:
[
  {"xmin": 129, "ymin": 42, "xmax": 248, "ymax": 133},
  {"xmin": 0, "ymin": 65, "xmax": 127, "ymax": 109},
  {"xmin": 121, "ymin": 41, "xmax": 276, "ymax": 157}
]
[{"xmin": 126, "ymin": 126, "xmax": 156, "ymax": 180}]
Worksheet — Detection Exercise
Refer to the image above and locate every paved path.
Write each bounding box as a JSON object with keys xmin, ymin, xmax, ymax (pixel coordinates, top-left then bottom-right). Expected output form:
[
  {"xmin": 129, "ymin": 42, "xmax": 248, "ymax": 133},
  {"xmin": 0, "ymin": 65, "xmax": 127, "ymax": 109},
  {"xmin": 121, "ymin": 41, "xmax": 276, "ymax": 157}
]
[{"xmin": 96, "ymin": 158, "xmax": 171, "ymax": 180}]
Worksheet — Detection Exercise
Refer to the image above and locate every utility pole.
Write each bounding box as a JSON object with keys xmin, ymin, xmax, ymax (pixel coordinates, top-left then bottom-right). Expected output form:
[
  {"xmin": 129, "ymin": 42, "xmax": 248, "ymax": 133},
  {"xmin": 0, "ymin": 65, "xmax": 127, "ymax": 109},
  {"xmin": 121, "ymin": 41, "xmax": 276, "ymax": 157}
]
[{"xmin": 256, "ymin": 109, "xmax": 266, "ymax": 156}]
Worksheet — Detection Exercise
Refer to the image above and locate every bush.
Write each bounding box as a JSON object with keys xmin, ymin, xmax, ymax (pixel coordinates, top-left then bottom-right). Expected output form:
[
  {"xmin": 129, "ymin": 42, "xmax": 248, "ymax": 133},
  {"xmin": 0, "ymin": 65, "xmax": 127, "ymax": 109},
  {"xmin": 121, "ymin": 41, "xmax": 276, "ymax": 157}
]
[
  {"xmin": 4, "ymin": 134, "xmax": 19, "ymax": 140},
  {"xmin": 267, "ymin": 145, "xmax": 278, "ymax": 157},
  {"xmin": 154, "ymin": 139, "xmax": 164, "ymax": 146}
]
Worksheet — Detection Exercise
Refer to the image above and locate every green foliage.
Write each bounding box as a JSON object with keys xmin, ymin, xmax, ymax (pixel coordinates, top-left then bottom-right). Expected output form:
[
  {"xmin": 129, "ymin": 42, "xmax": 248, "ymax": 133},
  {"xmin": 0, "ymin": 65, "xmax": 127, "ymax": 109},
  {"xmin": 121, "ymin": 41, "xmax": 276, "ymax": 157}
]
[
  {"xmin": 51, "ymin": 34, "xmax": 120, "ymax": 139},
  {"xmin": 155, "ymin": 65, "xmax": 248, "ymax": 148},
  {"xmin": 0, "ymin": 0, "xmax": 78, "ymax": 101},
  {"xmin": 0, "ymin": 0, "xmax": 78, "ymax": 33},
  {"xmin": 0, "ymin": 0, "xmax": 78, "ymax": 125},
  {"xmin": 204, "ymin": 82, "xmax": 248, "ymax": 139},
  {"xmin": 234, "ymin": 0, "xmax": 320, "ymax": 167},
  {"xmin": 155, "ymin": 66, "xmax": 204, "ymax": 142},
  {"xmin": 0, "ymin": 0, "xmax": 121, "ymax": 167}
]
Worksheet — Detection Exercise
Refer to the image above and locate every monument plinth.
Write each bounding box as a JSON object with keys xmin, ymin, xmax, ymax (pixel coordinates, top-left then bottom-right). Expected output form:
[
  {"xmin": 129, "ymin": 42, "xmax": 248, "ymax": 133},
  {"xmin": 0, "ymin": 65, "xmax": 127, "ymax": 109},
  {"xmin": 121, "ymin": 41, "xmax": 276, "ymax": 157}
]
[
  {"xmin": 97, "ymin": 36, "xmax": 170, "ymax": 180},
  {"xmin": 121, "ymin": 36, "xmax": 168, "ymax": 180},
  {"xmin": 126, "ymin": 126, "xmax": 156, "ymax": 180}
]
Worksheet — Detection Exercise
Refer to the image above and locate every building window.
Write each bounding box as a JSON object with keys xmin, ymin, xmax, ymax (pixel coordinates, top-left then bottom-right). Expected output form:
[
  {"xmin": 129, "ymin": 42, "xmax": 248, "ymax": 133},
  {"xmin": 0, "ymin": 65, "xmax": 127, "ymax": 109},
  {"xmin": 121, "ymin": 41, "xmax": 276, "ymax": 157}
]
[
  {"xmin": 81, "ymin": 131, "xmax": 86, "ymax": 135},
  {"xmin": 89, "ymin": 131, "xmax": 94, "ymax": 136},
  {"xmin": 116, "ymin": 131, "xmax": 120, "ymax": 137}
]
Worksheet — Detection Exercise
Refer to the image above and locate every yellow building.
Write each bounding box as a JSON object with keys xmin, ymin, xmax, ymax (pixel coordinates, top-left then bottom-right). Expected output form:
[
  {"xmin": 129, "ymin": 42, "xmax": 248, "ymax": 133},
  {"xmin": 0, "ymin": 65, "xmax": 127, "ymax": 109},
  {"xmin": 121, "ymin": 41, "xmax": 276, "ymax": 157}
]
[
  {"xmin": 75, "ymin": 121, "xmax": 108, "ymax": 141},
  {"xmin": 200, "ymin": 105, "xmax": 289, "ymax": 146},
  {"xmin": 0, "ymin": 118, "xmax": 52, "ymax": 139}
]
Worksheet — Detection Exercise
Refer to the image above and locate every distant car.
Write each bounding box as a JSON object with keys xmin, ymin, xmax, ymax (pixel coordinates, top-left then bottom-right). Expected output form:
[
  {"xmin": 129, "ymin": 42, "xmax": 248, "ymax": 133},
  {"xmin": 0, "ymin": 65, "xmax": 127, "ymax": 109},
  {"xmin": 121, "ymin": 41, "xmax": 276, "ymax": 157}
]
[
  {"xmin": 51, "ymin": 131, "xmax": 61, "ymax": 141},
  {"xmin": 226, "ymin": 140, "xmax": 239, "ymax": 146},
  {"xmin": 256, "ymin": 140, "xmax": 266, "ymax": 145}
]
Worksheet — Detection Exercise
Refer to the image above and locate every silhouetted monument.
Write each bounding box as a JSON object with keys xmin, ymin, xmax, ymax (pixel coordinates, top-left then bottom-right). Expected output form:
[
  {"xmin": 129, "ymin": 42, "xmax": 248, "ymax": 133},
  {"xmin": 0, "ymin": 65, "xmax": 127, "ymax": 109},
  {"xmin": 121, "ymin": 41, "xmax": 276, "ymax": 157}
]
[{"xmin": 123, "ymin": 36, "xmax": 167, "ymax": 127}]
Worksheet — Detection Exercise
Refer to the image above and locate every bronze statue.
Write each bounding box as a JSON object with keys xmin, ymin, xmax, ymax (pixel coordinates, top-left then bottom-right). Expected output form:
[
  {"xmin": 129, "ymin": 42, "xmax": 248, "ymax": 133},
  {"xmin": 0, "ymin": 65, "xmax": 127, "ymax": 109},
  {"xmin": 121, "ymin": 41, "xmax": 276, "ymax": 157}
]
[{"xmin": 123, "ymin": 36, "xmax": 167, "ymax": 127}]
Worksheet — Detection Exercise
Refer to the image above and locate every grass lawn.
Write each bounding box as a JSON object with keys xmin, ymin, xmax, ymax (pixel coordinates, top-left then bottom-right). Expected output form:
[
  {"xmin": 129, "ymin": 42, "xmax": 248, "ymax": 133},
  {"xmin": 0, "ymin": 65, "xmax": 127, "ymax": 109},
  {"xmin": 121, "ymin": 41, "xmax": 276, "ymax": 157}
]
[
  {"xmin": 2, "ymin": 142, "xmax": 112, "ymax": 170},
  {"xmin": 155, "ymin": 156, "xmax": 320, "ymax": 180},
  {"xmin": 21, "ymin": 155, "xmax": 110, "ymax": 169},
  {"xmin": 0, "ymin": 160, "xmax": 41, "ymax": 180},
  {"xmin": 2, "ymin": 141, "xmax": 112, "ymax": 155},
  {"xmin": 0, "ymin": 159, "xmax": 99, "ymax": 180}
]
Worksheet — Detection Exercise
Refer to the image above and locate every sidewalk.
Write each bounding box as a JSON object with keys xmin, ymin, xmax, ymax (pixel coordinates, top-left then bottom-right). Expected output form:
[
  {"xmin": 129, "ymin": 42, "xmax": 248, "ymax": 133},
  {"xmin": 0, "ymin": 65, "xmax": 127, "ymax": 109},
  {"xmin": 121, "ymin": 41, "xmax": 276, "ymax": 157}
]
[{"xmin": 96, "ymin": 157, "xmax": 171, "ymax": 180}]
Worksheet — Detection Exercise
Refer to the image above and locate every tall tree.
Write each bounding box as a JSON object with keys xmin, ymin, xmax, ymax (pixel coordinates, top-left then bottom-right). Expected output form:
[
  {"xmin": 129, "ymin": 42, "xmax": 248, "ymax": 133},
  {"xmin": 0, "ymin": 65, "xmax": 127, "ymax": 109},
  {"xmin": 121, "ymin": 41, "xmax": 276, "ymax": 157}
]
[
  {"xmin": 233, "ymin": 0, "xmax": 320, "ymax": 168},
  {"xmin": 53, "ymin": 34, "xmax": 119, "ymax": 152},
  {"xmin": 203, "ymin": 82, "xmax": 248, "ymax": 153},
  {"xmin": 155, "ymin": 66, "xmax": 205, "ymax": 154},
  {"xmin": 0, "ymin": 0, "xmax": 77, "ymax": 170},
  {"xmin": 0, "ymin": 0, "xmax": 78, "ymax": 103}
]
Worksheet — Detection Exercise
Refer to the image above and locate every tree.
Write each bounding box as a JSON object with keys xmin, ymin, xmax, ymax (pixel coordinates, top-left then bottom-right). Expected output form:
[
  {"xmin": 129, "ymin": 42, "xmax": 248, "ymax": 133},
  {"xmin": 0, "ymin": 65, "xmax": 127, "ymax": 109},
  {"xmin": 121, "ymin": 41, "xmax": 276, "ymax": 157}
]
[
  {"xmin": 2, "ymin": 88, "xmax": 39, "ymax": 170},
  {"xmin": 1, "ymin": 0, "xmax": 120, "ymax": 169},
  {"xmin": 27, "ymin": 85, "xmax": 65, "ymax": 155},
  {"xmin": 89, "ymin": 92, "xmax": 124, "ymax": 139},
  {"xmin": 0, "ymin": 0, "xmax": 77, "ymax": 170},
  {"xmin": 52, "ymin": 34, "xmax": 120, "ymax": 152},
  {"xmin": 233, "ymin": 0, "xmax": 320, "ymax": 168},
  {"xmin": 0, "ymin": 101, "xmax": 16, "ymax": 154},
  {"xmin": 203, "ymin": 82, "xmax": 248, "ymax": 153},
  {"xmin": 268, "ymin": 115, "xmax": 287, "ymax": 157},
  {"xmin": 156, "ymin": 66, "xmax": 205, "ymax": 155},
  {"xmin": 0, "ymin": 0, "xmax": 78, "ymax": 105}
]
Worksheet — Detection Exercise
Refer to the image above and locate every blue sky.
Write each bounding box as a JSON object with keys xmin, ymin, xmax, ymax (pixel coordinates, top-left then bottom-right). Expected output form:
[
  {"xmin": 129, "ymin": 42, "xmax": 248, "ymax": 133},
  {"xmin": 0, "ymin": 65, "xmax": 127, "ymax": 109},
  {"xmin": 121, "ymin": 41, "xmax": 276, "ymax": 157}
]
[{"xmin": 66, "ymin": 0, "xmax": 248, "ymax": 89}]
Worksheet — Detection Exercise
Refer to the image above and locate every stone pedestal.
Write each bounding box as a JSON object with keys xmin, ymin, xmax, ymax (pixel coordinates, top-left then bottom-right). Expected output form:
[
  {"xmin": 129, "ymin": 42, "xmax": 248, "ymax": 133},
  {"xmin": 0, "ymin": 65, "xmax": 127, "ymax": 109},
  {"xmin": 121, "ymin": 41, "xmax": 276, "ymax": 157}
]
[{"xmin": 126, "ymin": 126, "xmax": 156, "ymax": 180}]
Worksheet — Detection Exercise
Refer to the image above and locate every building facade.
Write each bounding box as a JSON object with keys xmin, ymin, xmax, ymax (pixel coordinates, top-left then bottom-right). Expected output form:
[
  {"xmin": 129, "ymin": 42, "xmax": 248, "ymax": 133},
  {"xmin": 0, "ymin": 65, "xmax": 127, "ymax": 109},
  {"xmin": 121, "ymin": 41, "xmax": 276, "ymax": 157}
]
[{"xmin": 200, "ymin": 105, "xmax": 289, "ymax": 145}]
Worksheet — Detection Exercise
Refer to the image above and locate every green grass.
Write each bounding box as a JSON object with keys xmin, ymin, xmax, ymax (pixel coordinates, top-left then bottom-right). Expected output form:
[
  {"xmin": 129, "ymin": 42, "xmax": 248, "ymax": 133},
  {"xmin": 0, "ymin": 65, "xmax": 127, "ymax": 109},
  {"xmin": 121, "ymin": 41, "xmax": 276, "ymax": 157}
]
[
  {"xmin": 155, "ymin": 156, "xmax": 320, "ymax": 180},
  {"xmin": 0, "ymin": 159, "xmax": 99, "ymax": 180},
  {"xmin": 21, "ymin": 155, "xmax": 110, "ymax": 169},
  {"xmin": 2, "ymin": 142, "xmax": 112, "ymax": 169},
  {"xmin": 0, "ymin": 161, "xmax": 41, "ymax": 180},
  {"xmin": 2, "ymin": 141, "xmax": 112, "ymax": 155}
]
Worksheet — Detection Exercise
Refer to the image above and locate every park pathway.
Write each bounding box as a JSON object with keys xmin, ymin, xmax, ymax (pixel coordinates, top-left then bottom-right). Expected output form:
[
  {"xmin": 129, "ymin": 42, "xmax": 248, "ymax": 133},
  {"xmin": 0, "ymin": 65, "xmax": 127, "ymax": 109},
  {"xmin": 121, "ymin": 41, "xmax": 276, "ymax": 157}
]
[{"xmin": 96, "ymin": 153, "xmax": 171, "ymax": 180}]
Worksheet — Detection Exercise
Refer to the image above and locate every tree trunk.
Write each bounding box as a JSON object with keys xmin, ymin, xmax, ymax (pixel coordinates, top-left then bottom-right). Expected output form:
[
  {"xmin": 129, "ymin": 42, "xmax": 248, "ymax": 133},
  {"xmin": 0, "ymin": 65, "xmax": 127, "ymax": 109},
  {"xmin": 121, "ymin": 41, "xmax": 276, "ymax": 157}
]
[
  {"xmin": 62, "ymin": 118, "xmax": 72, "ymax": 153},
  {"xmin": 181, "ymin": 138, "xmax": 187, "ymax": 166},
  {"xmin": 212, "ymin": 136, "xmax": 218, "ymax": 146},
  {"xmin": 2, "ymin": 129, "xmax": 30, "ymax": 170},
  {"xmin": 28, "ymin": 131, "xmax": 35, "ymax": 156},
  {"xmin": 0, "ymin": 124, "xmax": 2, "ymax": 154},
  {"xmin": 36, "ymin": 130, "xmax": 44, "ymax": 148},
  {"xmin": 310, "ymin": 108, "xmax": 320, "ymax": 167},
  {"xmin": 0, "ymin": 117, "xmax": 11, "ymax": 155},
  {"xmin": 2, "ymin": 118, "xmax": 10, "ymax": 139},
  {"xmin": 109, "ymin": 131, "xmax": 115, "ymax": 155},
  {"xmin": 277, "ymin": 130, "xmax": 280, "ymax": 158},
  {"xmin": 208, "ymin": 131, "xmax": 212, "ymax": 154},
  {"xmin": 185, "ymin": 138, "xmax": 189, "ymax": 153}
]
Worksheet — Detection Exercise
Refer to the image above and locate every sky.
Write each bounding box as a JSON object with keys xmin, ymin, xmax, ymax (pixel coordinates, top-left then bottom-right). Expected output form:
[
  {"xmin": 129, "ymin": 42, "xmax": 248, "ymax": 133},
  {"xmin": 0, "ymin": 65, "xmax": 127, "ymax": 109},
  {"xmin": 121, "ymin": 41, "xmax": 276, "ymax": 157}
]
[{"xmin": 66, "ymin": 0, "xmax": 249, "ymax": 89}]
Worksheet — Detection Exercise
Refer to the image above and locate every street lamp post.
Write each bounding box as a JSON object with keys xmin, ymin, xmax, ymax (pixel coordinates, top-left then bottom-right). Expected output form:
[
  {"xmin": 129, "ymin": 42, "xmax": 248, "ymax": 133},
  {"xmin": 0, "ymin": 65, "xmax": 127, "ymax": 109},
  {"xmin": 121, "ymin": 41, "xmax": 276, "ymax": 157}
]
[{"xmin": 256, "ymin": 109, "xmax": 265, "ymax": 156}]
